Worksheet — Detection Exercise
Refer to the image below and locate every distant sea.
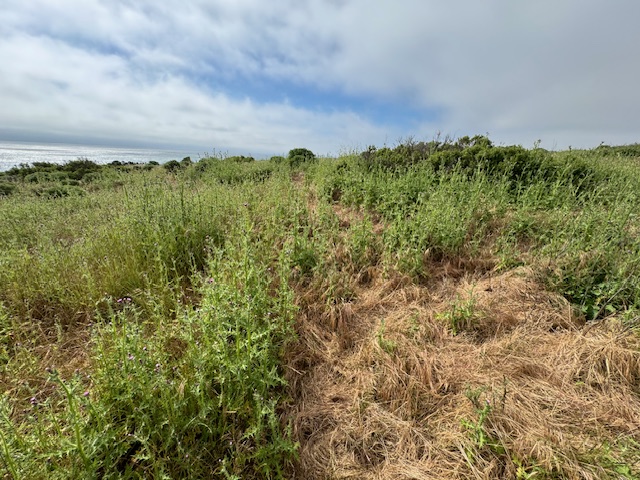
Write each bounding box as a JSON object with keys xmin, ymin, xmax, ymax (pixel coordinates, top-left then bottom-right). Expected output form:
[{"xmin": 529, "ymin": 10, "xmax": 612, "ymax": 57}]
[{"xmin": 0, "ymin": 141, "xmax": 199, "ymax": 172}]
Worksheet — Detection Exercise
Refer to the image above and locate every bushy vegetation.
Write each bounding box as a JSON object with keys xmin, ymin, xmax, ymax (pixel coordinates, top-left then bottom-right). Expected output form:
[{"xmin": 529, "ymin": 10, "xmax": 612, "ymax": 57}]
[
  {"xmin": 287, "ymin": 148, "xmax": 315, "ymax": 168},
  {"xmin": 1, "ymin": 140, "xmax": 639, "ymax": 478}
]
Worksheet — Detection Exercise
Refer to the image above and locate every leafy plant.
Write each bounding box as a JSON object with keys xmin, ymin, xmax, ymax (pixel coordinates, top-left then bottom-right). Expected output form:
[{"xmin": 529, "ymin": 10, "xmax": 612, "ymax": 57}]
[
  {"xmin": 376, "ymin": 319, "xmax": 397, "ymax": 354},
  {"xmin": 437, "ymin": 294, "xmax": 478, "ymax": 336},
  {"xmin": 287, "ymin": 148, "xmax": 315, "ymax": 168}
]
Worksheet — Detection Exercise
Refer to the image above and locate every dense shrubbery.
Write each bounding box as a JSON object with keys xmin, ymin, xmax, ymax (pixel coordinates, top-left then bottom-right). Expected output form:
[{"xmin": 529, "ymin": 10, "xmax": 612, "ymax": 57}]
[
  {"xmin": 287, "ymin": 148, "xmax": 315, "ymax": 168},
  {"xmin": 0, "ymin": 158, "xmax": 167, "ymax": 197},
  {"xmin": 192, "ymin": 156, "xmax": 275, "ymax": 184},
  {"xmin": 0, "ymin": 182, "xmax": 16, "ymax": 196},
  {"xmin": 3, "ymin": 158, "xmax": 102, "ymax": 182},
  {"xmin": 163, "ymin": 159, "xmax": 182, "ymax": 172},
  {"xmin": 226, "ymin": 155, "xmax": 255, "ymax": 163},
  {"xmin": 594, "ymin": 143, "xmax": 640, "ymax": 157},
  {"xmin": 163, "ymin": 157, "xmax": 193, "ymax": 172},
  {"xmin": 358, "ymin": 135, "xmax": 598, "ymax": 184}
]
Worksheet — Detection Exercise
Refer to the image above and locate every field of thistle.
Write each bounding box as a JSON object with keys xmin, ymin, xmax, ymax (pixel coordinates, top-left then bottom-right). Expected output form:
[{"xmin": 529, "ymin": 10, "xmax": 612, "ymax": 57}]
[{"xmin": 1, "ymin": 138, "xmax": 639, "ymax": 479}]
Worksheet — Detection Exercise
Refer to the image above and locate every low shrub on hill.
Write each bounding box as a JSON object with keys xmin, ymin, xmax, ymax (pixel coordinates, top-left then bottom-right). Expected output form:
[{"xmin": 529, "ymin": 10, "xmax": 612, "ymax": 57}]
[
  {"xmin": 287, "ymin": 148, "xmax": 315, "ymax": 168},
  {"xmin": 594, "ymin": 143, "xmax": 640, "ymax": 157},
  {"xmin": 226, "ymin": 155, "xmax": 255, "ymax": 163},
  {"xmin": 0, "ymin": 182, "xmax": 16, "ymax": 196}
]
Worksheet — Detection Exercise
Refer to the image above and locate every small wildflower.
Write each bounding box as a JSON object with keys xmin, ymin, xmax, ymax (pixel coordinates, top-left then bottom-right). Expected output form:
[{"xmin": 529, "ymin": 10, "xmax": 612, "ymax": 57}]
[
  {"xmin": 83, "ymin": 391, "xmax": 90, "ymax": 397},
  {"xmin": 207, "ymin": 277, "xmax": 214, "ymax": 284},
  {"xmin": 128, "ymin": 353, "xmax": 135, "ymax": 361},
  {"xmin": 30, "ymin": 397, "xmax": 38, "ymax": 406}
]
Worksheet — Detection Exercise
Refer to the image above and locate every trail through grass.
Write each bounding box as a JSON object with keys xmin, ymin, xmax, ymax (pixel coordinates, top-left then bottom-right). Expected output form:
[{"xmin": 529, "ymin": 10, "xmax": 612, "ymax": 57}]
[{"xmin": 1, "ymin": 143, "xmax": 640, "ymax": 478}]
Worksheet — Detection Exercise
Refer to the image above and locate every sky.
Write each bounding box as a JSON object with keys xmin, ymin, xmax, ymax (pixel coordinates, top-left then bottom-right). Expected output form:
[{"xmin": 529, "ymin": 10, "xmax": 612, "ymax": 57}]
[{"xmin": 1, "ymin": 0, "xmax": 639, "ymax": 157}]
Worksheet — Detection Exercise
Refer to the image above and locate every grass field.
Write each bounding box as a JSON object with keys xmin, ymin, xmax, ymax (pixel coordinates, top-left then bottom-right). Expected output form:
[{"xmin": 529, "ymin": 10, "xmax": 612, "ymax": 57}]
[{"xmin": 1, "ymin": 139, "xmax": 639, "ymax": 479}]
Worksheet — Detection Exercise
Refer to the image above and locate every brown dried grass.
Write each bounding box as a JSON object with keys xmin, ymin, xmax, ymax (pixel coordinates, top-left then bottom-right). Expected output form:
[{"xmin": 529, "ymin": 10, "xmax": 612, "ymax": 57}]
[
  {"xmin": 285, "ymin": 265, "xmax": 640, "ymax": 479},
  {"xmin": 0, "ymin": 319, "xmax": 92, "ymax": 417}
]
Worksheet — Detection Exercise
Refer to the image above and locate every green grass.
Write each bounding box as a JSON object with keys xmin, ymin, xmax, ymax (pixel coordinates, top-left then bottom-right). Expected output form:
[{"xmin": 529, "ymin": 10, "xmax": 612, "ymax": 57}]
[{"xmin": 1, "ymin": 143, "xmax": 640, "ymax": 478}]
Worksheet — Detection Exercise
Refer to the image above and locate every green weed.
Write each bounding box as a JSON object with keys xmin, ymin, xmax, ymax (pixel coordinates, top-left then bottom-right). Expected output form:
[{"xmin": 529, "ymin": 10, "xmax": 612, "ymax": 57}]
[{"xmin": 438, "ymin": 294, "xmax": 478, "ymax": 336}]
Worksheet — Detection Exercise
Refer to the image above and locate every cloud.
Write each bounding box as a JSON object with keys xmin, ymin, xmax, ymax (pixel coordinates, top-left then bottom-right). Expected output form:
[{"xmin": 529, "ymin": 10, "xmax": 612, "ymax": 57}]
[{"xmin": 1, "ymin": 0, "xmax": 639, "ymax": 153}]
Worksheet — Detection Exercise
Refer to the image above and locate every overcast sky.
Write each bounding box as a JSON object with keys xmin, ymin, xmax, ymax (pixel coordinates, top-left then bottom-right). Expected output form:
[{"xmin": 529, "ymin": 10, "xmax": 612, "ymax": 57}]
[{"xmin": 1, "ymin": 0, "xmax": 638, "ymax": 156}]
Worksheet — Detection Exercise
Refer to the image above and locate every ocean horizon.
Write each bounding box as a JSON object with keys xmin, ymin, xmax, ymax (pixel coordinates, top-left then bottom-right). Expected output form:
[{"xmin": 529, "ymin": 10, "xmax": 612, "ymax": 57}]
[{"xmin": 0, "ymin": 141, "xmax": 202, "ymax": 172}]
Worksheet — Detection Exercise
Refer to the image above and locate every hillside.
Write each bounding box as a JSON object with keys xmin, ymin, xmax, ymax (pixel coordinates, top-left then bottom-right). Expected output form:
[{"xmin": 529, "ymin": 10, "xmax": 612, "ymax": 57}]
[{"xmin": 1, "ymin": 139, "xmax": 639, "ymax": 479}]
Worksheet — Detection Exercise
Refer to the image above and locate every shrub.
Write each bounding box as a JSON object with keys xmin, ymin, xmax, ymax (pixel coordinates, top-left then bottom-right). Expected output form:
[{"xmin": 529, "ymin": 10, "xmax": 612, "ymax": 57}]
[
  {"xmin": 226, "ymin": 155, "xmax": 255, "ymax": 163},
  {"xmin": 0, "ymin": 182, "xmax": 16, "ymax": 196},
  {"xmin": 357, "ymin": 135, "xmax": 490, "ymax": 171},
  {"xmin": 287, "ymin": 148, "xmax": 315, "ymax": 168},
  {"xmin": 595, "ymin": 143, "xmax": 640, "ymax": 157},
  {"xmin": 35, "ymin": 185, "xmax": 86, "ymax": 198},
  {"xmin": 163, "ymin": 160, "xmax": 181, "ymax": 172}
]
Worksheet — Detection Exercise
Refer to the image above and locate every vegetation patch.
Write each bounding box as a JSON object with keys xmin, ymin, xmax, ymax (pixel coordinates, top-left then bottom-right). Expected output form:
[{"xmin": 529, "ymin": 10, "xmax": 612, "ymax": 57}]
[{"xmin": 1, "ymin": 140, "xmax": 640, "ymax": 478}]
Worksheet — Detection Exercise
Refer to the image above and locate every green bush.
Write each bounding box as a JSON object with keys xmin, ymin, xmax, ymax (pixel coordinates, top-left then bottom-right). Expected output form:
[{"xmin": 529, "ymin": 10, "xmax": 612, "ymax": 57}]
[
  {"xmin": 0, "ymin": 182, "xmax": 16, "ymax": 196},
  {"xmin": 163, "ymin": 160, "xmax": 181, "ymax": 172},
  {"xmin": 594, "ymin": 143, "xmax": 640, "ymax": 157},
  {"xmin": 227, "ymin": 155, "xmax": 255, "ymax": 163},
  {"xmin": 63, "ymin": 158, "xmax": 101, "ymax": 181},
  {"xmin": 35, "ymin": 185, "xmax": 86, "ymax": 199},
  {"xmin": 287, "ymin": 148, "xmax": 315, "ymax": 167}
]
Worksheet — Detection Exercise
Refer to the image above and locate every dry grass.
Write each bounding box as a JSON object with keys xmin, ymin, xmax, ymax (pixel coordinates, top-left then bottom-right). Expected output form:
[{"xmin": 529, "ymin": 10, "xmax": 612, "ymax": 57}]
[
  {"xmin": 0, "ymin": 319, "xmax": 92, "ymax": 416},
  {"xmin": 285, "ymin": 262, "xmax": 640, "ymax": 479}
]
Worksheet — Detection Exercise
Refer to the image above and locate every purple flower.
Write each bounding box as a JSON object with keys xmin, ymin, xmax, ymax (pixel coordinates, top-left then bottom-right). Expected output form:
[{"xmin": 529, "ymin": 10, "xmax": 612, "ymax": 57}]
[
  {"xmin": 83, "ymin": 391, "xmax": 90, "ymax": 397},
  {"xmin": 30, "ymin": 397, "xmax": 38, "ymax": 406}
]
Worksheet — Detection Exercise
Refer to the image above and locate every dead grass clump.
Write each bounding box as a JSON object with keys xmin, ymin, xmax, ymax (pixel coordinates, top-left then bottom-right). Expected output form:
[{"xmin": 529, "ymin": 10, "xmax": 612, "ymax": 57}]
[
  {"xmin": 1, "ymin": 319, "xmax": 92, "ymax": 419},
  {"xmin": 441, "ymin": 267, "xmax": 582, "ymax": 341},
  {"xmin": 285, "ymin": 265, "xmax": 640, "ymax": 479}
]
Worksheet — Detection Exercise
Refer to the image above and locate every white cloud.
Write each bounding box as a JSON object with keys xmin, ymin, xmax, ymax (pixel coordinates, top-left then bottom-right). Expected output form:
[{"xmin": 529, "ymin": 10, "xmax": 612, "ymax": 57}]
[
  {"xmin": 0, "ymin": 30, "xmax": 389, "ymax": 154},
  {"xmin": 1, "ymin": 0, "xmax": 639, "ymax": 153}
]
